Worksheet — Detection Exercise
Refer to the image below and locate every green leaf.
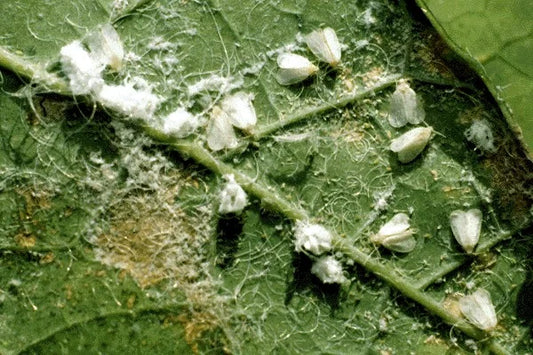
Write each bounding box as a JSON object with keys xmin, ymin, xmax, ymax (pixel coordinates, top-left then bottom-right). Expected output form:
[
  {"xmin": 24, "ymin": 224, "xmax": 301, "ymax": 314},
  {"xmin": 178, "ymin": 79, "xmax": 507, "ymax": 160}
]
[
  {"xmin": 415, "ymin": 0, "xmax": 533, "ymax": 155},
  {"xmin": 0, "ymin": 0, "xmax": 532, "ymax": 354}
]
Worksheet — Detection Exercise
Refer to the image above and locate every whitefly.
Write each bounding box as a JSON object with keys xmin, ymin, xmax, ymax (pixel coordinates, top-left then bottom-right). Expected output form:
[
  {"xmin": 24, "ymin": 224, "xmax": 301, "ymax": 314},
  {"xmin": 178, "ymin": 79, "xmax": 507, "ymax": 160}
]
[
  {"xmin": 390, "ymin": 126, "xmax": 432, "ymax": 163},
  {"xmin": 86, "ymin": 23, "xmax": 124, "ymax": 71},
  {"xmin": 219, "ymin": 174, "xmax": 248, "ymax": 214},
  {"xmin": 449, "ymin": 209, "xmax": 482, "ymax": 253},
  {"xmin": 304, "ymin": 27, "xmax": 342, "ymax": 67},
  {"xmin": 459, "ymin": 288, "xmax": 497, "ymax": 331},
  {"xmin": 276, "ymin": 53, "xmax": 318, "ymax": 86},
  {"xmin": 220, "ymin": 91, "xmax": 257, "ymax": 131},
  {"xmin": 388, "ymin": 79, "xmax": 425, "ymax": 128},
  {"xmin": 371, "ymin": 213, "xmax": 416, "ymax": 253},
  {"xmin": 207, "ymin": 106, "xmax": 239, "ymax": 151}
]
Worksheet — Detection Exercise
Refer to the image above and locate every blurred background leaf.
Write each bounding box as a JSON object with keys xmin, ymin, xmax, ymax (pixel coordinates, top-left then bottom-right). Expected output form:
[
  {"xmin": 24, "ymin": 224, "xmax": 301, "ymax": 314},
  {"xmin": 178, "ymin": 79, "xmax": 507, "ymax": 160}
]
[{"xmin": 415, "ymin": 0, "xmax": 533, "ymax": 156}]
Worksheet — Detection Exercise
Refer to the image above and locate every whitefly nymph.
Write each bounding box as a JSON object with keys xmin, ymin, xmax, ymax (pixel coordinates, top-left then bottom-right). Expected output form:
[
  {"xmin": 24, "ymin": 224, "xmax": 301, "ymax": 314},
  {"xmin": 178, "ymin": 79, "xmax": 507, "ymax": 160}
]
[
  {"xmin": 276, "ymin": 53, "xmax": 318, "ymax": 86},
  {"xmin": 459, "ymin": 288, "xmax": 497, "ymax": 331},
  {"xmin": 59, "ymin": 40, "xmax": 104, "ymax": 95},
  {"xmin": 449, "ymin": 209, "xmax": 482, "ymax": 253},
  {"xmin": 293, "ymin": 221, "xmax": 332, "ymax": 255},
  {"xmin": 388, "ymin": 79, "xmax": 425, "ymax": 128},
  {"xmin": 95, "ymin": 82, "xmax": 161, "ymax": 120},
  {"xmin": 219, "ymin": 174, "xmax": 248, "ymax": 214},
  {"xmin": 371, "ymin": 213, "xmax": 416, "ymax": 253},
  {"xmin": 311, "ymin": 255, "xmax": 347, "ymax": 284},
  {"xmin": 390, "ymin": 126, "xmax": 433, "ymax": 163},
  {"xmin": 465, "ymin": 119, "xmax": 497, "ymax": 153},
  {"xmin": 163, "ymin": 108, "xmax": 199, "ymax": 138},
  {"xmin": 304, "ymin": 27, "xmax": 342, "ymax": 67}
]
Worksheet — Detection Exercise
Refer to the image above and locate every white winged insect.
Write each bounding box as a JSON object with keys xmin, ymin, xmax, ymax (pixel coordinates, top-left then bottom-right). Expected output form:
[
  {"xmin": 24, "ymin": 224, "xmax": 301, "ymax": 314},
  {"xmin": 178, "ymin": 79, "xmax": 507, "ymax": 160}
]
[
  {"xmin": 304, "ymin": 27, "xmax": 342, "ymax": 67},
  {"xmin": 206, "ymin": 106, "xmax": 239, "ymax": 151},
  {"xmin": 86, "ymin": 23, "xmax": 124, "ymax": 71},
  {"xmin": 220, "ymin": 92, "xmax": 257, "ymax": 130},
  {"xmin": 219, "ymin": 174, "xmax": 248, "ymax": 214},
  {"xmin": 449, "ymin": 209, "xmax": 482, "ymax": 253},
  {"xmin": 459, "ymin": 288, "xmax": 497, "ymax": 331},
  {"xmin": 276, "ymin": 53, "xmax": 318, "ymax": 85},
  {"xmin": 390, "ymin": 126, "xmax": 433, "ymax": 163},
  {"xmin": 371, "ymin": 213, "xmax": 416, "ymax": 253},
  {"xmin": 388, "ymin": 79, "xmax": 425, "ymax": 128}
]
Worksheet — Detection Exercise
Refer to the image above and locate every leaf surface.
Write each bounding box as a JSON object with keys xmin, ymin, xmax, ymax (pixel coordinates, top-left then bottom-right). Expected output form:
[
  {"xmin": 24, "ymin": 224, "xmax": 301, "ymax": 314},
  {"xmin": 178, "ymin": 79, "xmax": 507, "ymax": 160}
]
[
  {"xmin": 416, "ymin": 0, "xmax": 533, "ymax": 154},
  {"xmin": 0, "ymin": 0, "xmax": 531, "ymax": 353}
]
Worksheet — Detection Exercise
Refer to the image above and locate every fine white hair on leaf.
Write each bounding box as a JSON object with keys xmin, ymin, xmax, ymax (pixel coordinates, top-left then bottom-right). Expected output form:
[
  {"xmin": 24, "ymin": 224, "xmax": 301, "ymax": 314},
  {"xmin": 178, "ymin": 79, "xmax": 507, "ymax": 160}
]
[
  {"xmin": 459, "ymin": 288, "xmax": 497, "ymax": 331},
  {"xmin": 388, "ymin": 80, "xmax": 425, "ymax": 128},
  {"xmin": 293, "ymin": 220, "xmax": 332, "ymax": 255},
  {"xmin": 464, "ymin": 119, "xmax": 497, "ymax": 153},
  {"xmin": 59, "ymin": 40, "xmax": 104, "ymax": 95},
  {"xmin": 304, "ymin": 27, "xmax": 342, "ymax": 67},
  {"xmin": 276, "ymin": 53, "xmax": 318, "ymax": 86},
  {"xmin": 372, "ymin": 185, "xmax": 396, "ymax": 211},
  {"xmin": 220, "ymin": 92, "xmax": 257, "ymax": 130},
  {"xmin": 390, "ymin": 126, "xmax": 433, "ymax": 163},
  {"xmin": 449, "ymin": 209, "xmax": 482, "ymax": 253},
  {"xmin": 86, "ymin": 23, "xmax": 124, "ymax": 71},
  {"xmin": 219, "ymin": 174, "xmax": 248, "ymax": 214},
  {"xmin": 311, "ymin": 255, "xmax": 347, "ymax": 284},
  {"xmin": 163, "ymin": 108, "xmax": 199, "ymax": 138},
  {"xmin": 371, "ymin": 213, "xmax": 416, "ymax": 253},
  {"xmin": 206, "ymin": 106, "xmax": 239, "ymax": 151},
  {"xmin": 187, "ymin": 74, "xmax": 244, "ymax": 97},
  {"xmin": 95, "ymin": 82, "xmax": 161, "ymax": 120}
]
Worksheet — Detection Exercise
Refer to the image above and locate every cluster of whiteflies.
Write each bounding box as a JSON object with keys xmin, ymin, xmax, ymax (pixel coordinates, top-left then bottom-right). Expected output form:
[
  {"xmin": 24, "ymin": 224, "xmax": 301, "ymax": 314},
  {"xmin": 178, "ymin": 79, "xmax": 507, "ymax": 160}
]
[
  {"xmin": 370, "ymin": 208, "xmax": 483, "ymax": 255},
  {"xmin": 386, "ymin": 79, "xmax": 433, "ymax": 164},
  {"xmin": 58, "ymin": 26, "xmax": 347, "ymax": 153},
  {"xmin": 373, "ymin": 79, "xmax": 496, "ymax": 329},
  {"xmin": 276, "ymin": 27, "xmax": 342, "ymax": 85},
  {"xmin": 370, "ymin": 83, "xmax": 487, "ymax": 255},
  {"xmin": 58, "ymin": 23, "xmax": 261, "ymax": 152},
  {"xmin": 293, "ymin": 221, "xmax": 347, "ymax": 284},
  {"xmin": 162, "ymin": 91, "xmax": 257, "ymax": 151},
  {"xmin": 207, "ymin": 92, "xmax": 257, "ymax": 151},
  {"xmin": 59, "ymin": 24, "xmax": 498, "ymax": 329},
  {"xmin": 60, "ymin": 24, "xmax": 161, "ymax": 121},
  {"xmin": 372, "ymin": 82, "xmax": 426, "ymax": 251},
  {"xmin": 370, "ymin": 198, "xmax": 484, "ymax": 255}
]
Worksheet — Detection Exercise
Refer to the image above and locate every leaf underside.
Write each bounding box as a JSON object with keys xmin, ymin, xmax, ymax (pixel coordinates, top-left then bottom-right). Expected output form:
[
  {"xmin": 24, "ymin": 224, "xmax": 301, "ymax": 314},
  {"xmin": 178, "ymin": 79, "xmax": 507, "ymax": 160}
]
[{"xmin": 0, "ymin": 0, "xmax": 531, "ymax": 354}]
